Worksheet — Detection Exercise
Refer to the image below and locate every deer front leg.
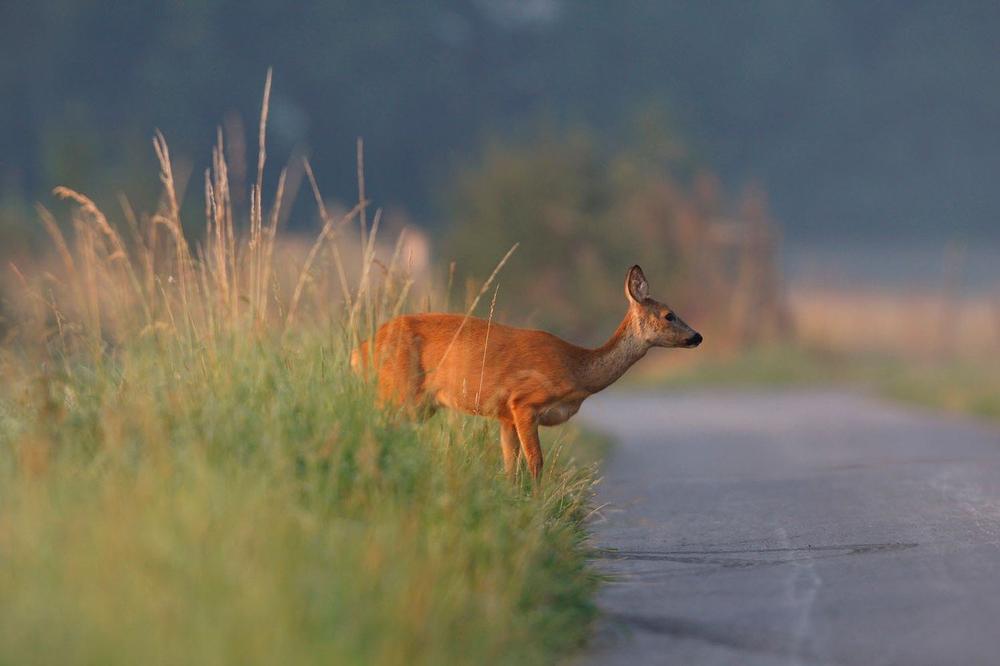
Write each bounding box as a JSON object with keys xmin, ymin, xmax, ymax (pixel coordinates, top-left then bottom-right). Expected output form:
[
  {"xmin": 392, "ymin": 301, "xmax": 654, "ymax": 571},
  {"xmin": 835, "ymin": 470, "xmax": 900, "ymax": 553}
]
[
  {"xmin": 511, "ymin": 407, "xmax": 543, "ymax": 485},
  {"xmin": 499, "ymin": 419, "xmax": 521, "ymax": 479}
]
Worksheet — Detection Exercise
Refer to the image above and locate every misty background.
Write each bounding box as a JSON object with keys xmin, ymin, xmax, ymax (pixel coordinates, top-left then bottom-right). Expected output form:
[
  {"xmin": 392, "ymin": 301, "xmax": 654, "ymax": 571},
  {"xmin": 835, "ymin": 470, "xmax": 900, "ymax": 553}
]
[{"xmin": 1, "ymin": 0, "xmax": 998, "ymax": 303}]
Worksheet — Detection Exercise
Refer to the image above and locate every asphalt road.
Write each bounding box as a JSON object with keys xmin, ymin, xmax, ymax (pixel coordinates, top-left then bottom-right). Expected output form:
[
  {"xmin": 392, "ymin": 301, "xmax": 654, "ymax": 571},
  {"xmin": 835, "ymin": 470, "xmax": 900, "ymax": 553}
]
[{"xmin": 576, "ymin": 389, "xmax": 1000, "ymax": 666}]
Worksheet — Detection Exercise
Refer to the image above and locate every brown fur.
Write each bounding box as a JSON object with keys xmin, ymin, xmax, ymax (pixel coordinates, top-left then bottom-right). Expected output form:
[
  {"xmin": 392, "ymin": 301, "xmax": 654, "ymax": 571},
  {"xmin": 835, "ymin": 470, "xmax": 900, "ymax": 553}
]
[{"xmin": 352, "ymin": 266, "xmax": 701, "ymax": 483}]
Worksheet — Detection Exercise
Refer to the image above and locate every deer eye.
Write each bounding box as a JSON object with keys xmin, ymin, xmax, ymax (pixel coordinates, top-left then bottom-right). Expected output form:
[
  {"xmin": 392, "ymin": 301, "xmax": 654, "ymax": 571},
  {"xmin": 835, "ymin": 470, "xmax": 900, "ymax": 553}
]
[{"xmin": 664, "ymin": 312, "xmax": 676, "ymax": 322}]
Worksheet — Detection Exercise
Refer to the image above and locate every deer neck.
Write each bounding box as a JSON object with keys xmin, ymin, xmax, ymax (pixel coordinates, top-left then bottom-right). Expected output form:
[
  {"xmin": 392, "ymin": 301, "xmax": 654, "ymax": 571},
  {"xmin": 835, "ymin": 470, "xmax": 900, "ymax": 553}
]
[{"xmin": 579, "ymin": 311, "xmax": 649, "ymax": 394}]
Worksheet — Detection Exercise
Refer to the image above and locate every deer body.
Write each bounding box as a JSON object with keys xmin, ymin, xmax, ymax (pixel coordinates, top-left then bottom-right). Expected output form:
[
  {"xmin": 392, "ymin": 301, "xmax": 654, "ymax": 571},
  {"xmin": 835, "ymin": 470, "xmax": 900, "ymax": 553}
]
[{"xmin": 353, "ymin": 266, "xmax": 701, "ymax": 482}]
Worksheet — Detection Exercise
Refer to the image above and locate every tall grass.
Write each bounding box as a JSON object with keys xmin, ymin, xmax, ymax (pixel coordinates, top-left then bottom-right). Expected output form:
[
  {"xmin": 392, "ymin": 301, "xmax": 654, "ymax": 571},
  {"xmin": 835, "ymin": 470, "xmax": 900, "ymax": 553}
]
[{"xmin": 0, "ymin": 74, "xmax": 598, "ymax": 665}]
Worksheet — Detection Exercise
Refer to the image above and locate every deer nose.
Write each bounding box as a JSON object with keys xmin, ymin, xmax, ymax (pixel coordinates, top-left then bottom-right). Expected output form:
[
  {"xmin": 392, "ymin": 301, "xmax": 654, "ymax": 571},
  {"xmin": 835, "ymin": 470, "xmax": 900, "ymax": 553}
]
[{"xmin": 686, "ymin": 332, "xmax": 703, "ymax": 347}]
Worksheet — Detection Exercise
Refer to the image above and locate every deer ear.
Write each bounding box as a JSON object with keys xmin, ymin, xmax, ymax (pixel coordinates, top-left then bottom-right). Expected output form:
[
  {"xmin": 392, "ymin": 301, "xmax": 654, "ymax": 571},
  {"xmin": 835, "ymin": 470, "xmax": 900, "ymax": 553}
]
[{"xmin": 625, "ymin": 265, "xmax": 648, "ymax": 303}]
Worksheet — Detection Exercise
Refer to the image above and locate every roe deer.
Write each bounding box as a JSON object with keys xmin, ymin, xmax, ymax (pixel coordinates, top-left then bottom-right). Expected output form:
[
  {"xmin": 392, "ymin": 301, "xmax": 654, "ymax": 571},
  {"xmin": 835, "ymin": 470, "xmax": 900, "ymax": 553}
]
[{"xmin": 352, "ymin": 265, "xmax": 702, "ymax": 483}]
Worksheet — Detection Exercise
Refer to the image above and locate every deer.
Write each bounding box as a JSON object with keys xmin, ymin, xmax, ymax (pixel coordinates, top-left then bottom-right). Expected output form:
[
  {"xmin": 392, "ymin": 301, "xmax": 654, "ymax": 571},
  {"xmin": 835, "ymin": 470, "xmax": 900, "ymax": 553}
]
[{"xmin": 352, "ymin": 265, "xmax": 702, "ymax": 484}]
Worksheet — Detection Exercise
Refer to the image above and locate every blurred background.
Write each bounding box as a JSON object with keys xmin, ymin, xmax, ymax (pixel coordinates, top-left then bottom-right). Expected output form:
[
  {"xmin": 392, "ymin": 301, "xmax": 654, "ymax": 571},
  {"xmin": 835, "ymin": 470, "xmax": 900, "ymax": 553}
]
[{"xmin": 1, "ymin": 0, "xmax": 998, "ymax": 411}]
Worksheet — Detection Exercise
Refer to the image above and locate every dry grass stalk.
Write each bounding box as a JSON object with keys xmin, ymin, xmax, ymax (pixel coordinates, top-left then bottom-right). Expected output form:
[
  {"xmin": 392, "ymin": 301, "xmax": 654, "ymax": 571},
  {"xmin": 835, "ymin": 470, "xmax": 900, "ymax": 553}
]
[
  {"xmin": 36, "ymin": 205, "xmax": 76, "ymax": 280},
  {"xmin": 357, "ymin": 137, "xmax": 367, "ymax": 253},
  {"xmin": 204, "ymin": 128, "xmax": 232, "ymax": 319},
  {"xmin": 248, "ymin": 68, "xmax": 273, "ymax": 325},
  {"xmin": 301, "ymin": 158, "xmax": 356, "ymax": 311},
  {"xmin": 257, "ymin": 167, "xmax": 286, "ymax": 324},
  {"xmin": 384, "ymin": 228, "xmax": 415, "ymax": 320},
  {"xmin": 474, "ymin": 283, "xmax": 501, "ymax": 415},
  {"xmin": 284, "ymin": 192, "xmax": 364, "ymax": 331},
  {"xmin": 348, "ymin": 207, "xmax": 382, "ymax": 346},
  {"xmin": 435, "ymin": 243, "xmax": 518, "ymax": 371},
  {"xmin": 151, "ymin": 130, "xmax": 194, "ymax": 331}
]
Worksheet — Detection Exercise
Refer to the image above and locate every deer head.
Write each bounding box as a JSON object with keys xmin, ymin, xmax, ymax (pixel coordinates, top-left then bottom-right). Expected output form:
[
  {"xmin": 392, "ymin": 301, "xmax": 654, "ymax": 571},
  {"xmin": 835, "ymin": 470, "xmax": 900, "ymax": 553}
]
[{"xmin": 625, "ymin": 265, "xmax": 702, "ymax": 349}]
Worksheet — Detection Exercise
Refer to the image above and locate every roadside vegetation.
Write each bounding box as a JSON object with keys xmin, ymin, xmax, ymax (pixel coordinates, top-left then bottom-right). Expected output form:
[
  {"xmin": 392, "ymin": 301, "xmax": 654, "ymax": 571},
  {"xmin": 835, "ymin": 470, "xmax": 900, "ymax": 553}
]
[
  {"xmin": 606, "ymin": 260, "xmax": 1000, "ymax": 424},
  {"xmin": 638, "ymin": 345, "xmax": 1000, "ymax": 424},
  {"xmin": 443, "ymin": 125, "xmax": 788, "ymax": 346},
  {"xmin": 0, "ymin": 80, "xmax": 599, "ymax": 665}
]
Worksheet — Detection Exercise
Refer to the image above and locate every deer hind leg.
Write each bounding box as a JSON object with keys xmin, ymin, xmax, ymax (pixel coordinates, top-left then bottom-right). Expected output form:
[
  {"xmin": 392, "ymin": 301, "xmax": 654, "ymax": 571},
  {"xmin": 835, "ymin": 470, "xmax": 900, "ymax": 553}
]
[
  {"xmin": 499, "ymin": 419, "xmax": 521, "ymax": 479},
  {"xmin": 511, "ymin": 407, "xmax": 543, "ymax": 485}
]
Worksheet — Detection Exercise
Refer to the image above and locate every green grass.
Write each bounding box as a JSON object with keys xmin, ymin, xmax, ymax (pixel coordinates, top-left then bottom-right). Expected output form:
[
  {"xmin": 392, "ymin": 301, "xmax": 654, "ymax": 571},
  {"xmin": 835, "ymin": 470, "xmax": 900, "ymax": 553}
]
[
  {"xmin": 875, "ymin": 360, "xmax": 1000, "ymax": 421},
  {"xmin": 644, "ymin": 345, "xmax": 1000, "ymax": 423},
  {"xmin": 636, "ymin": 346, "xmax": 838, "ymax": 388},
  {"xmin": 0, "ymin": 331, "xmax": 600, "ymax": 666},
  {"xmin": 0, "ymin": 87, "xmax": 607, "ymax": 664}
]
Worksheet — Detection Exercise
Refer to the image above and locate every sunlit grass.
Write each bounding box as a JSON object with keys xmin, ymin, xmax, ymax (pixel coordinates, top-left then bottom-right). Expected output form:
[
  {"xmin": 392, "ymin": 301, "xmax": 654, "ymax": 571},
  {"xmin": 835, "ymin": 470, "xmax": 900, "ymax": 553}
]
[
  {"xmin": 0, "ymin": 335, "xmax": 598, "ymax": 666},
  {"xmin": 0, "ymin": 74, "xmax": 599, "ymax": 665}
]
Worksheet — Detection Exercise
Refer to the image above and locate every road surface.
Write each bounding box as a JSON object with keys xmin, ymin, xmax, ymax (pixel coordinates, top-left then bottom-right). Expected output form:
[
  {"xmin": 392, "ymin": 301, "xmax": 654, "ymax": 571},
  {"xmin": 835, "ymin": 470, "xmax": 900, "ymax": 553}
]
[{"xmin": 577, "ymin": 389, "xmax": 1000, "ymax": 666}]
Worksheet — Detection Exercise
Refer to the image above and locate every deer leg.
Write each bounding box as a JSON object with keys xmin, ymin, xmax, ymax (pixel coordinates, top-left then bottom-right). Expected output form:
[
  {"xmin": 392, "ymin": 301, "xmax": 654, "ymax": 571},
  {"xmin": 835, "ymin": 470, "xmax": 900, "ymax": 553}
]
[
  {"xmin": 512, "ymin": 408, "xmax": 543, "ymax": 485},
  {"xmin": 499, "ymin": 419, "xmax": 521, "ymax": 478}
]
